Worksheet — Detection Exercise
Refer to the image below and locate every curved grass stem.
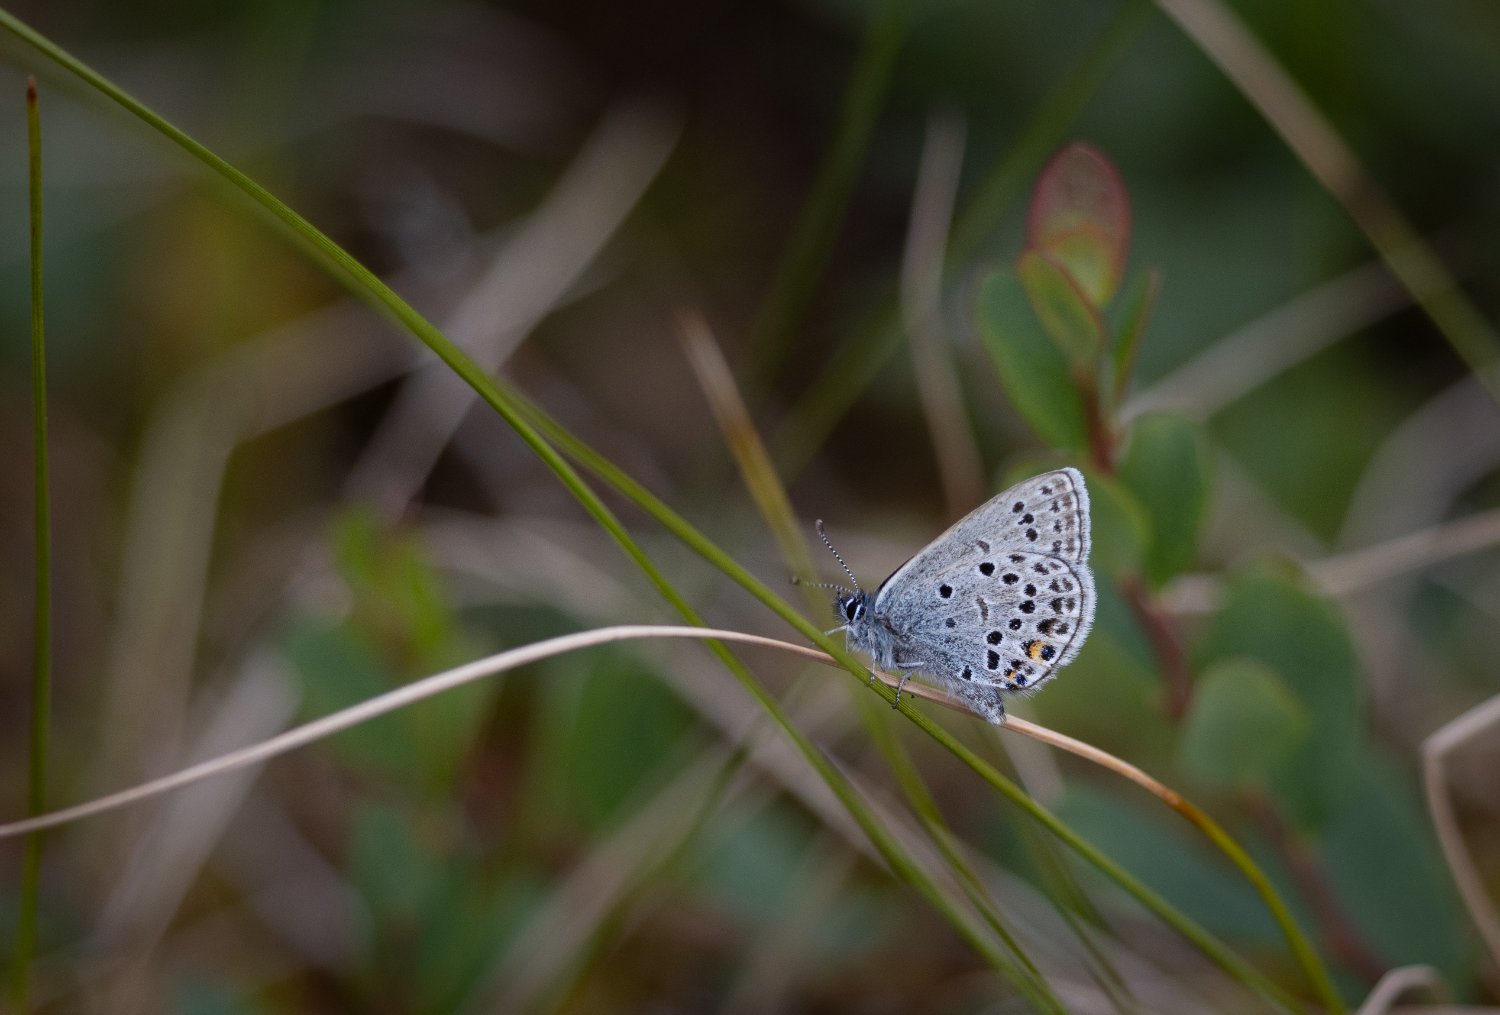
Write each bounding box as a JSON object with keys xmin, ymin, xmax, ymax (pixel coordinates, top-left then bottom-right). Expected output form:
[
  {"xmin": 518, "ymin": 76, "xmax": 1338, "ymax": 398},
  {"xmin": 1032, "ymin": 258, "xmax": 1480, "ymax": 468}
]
[{"xmin": 0, "ymin": 13, "xmax": 1334, "ymax": 1008}]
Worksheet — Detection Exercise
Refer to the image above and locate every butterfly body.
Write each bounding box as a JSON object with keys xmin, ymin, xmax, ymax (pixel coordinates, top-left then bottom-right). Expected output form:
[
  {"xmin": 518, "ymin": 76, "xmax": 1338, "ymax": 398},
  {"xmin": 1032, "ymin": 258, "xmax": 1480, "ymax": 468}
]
[{"xmin": 827, "ymin": 468, "xmax": 1095, "ymax": 724}]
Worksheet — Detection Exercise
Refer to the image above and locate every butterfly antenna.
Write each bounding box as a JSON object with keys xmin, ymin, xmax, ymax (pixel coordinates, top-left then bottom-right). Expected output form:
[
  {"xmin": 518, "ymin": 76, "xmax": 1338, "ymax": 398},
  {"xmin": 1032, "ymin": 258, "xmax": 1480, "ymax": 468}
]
[
  {"xmin": 790, "ymin": 576, "xmax": 847, "ymax": 593},
  {"xmin": 814, "ymin": 520, "xmax": 861, "ymax": 593}
]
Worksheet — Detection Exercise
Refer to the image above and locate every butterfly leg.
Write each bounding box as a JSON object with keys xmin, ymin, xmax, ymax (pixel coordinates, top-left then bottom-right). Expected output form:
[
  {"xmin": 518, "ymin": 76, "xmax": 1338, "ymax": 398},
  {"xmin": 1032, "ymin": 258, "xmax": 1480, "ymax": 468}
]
[
  {"xmin": 890, "ymin": 662, "xmax": 924, "ymax": 707},
  {"xmin": 893, "ymin": 670, "xmax": 910, "ymax": 706}
]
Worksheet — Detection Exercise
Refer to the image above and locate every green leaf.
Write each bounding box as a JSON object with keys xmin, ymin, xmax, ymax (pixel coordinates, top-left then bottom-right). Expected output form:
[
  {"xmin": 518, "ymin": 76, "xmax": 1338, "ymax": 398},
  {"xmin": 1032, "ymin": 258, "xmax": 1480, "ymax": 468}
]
[
  {"xmin": 525, "ymin": 648, "xmax": 695, "ymax": 834},
  {"xmin": 1178, "ymin": 658, "xmax": 1309, "ymax": 790},
  {"xmin": 1025, "ymin": 142, "xmax": 1131, "ymax": 307},
  {"xmin": 1032, "ymin": 619, "xmax": 1175, "ymax": 765},
  {"xmin": 975, "ymin": 268, "xmax": 1087, "ymax": 451},
  {"xmin": 283, "ymin": 615, "xmax": 498, "ymax": 794},
  {"xmin": 332, "ymin": 506, "xmax": 457, "ymax": 669},
  {"xmin": 347, "ymin": 803, "xmax": 528, "ymax": 1010},
  {"xmin": 1320, "ymin": 750, "xmax": 1468, "ymax": 985},
  {"xmin": 296, "ymin": 509, "xmax": 499, "ymax": 793},
  {"xmin": 1018, "ymin": 249, "xmax": 1105, "ymax": 367},
  {"xmin": 1079, "ymin": 466, "xmax": 1148, "ymax": 581},
  {"xmin": 1109, "ymin": 267, "xmax": 1160, "ymax": 403},
  {"xmin": 349, "ymin": 803, "xmax": 434, "ymax": 944},
  {"xmin": 283, "ymin": 620, "xmax": 407, "ymax": 781},
  {"xmin": 1117, "ymin": 413, "xmax": 1211, "ymax": 585},
  {"xmin": 1055, "ymin": 785, "xmax": 1286, "ymax": 946},
  {"xmin": 1195, "ymin": 565, "xmax": 1361, "ymax": 828},
  {"xmin": 412, "ymin": 860, "xmax": 533, "ymax": 1010},
  {"xmin": 698, "ymin": 802, "xmax": 817, "ymax": 921}
]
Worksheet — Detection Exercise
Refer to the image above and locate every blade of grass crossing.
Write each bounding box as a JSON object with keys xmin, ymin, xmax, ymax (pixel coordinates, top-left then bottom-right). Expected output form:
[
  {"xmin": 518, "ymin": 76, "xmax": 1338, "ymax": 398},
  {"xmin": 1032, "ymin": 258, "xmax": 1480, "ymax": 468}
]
[
  {"xmin": 1016, "ymin": 806, "xmax": 1143, "ymax": 1011},
  {"xmin": 12, "ymin": 75, "xmax": 51, "ymax": 1015},
  {"xmin": 747, "ymin": 0, "xmax": 911, "ymax": 388},
  {"xmin": 682, "ymin": 319, "xmax": 1073, "ymax": 1002},
  {"xmin": 0, "ymin": 16, "xmax": 1333, "ymax": 1006},
  {"xmin": 859, "ymin": 697, "xmax": 1066, "ymax": 1013},
  {"xmin": 502, "ymin": 380, "xmax": 1316, "ymax": 1013},
  {"xmin": 907, "ymin": 708, "xmax": 1321, "ymax": 1014},
  {"xmin": 0, "ymin": 17, "xmax": 1040, "ymax": 988},
  {"xmin": 0, "ymin": 12, "xmax": 743, "ymax": 697},
  {"xmin": 683, "ymin": 314, "xmax": 1065, "ymax": 1005}
]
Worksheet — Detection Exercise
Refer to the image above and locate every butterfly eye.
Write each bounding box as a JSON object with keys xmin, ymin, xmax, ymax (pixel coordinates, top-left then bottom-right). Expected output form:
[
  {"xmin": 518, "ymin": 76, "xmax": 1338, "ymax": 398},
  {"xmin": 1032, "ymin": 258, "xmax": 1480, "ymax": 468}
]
[{"xmin": 844, "ymin": 598, "xmax": 864, "ymax": 623}]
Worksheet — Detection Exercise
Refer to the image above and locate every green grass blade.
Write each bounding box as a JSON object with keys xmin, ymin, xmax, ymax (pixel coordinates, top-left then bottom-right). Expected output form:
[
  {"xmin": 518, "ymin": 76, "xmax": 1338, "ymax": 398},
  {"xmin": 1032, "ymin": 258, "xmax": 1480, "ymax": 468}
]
[
  {"xmin": 747, "ymin": 0, "xmax": 911, "ymax": 387},
  {"xmin": 0, "ymin": 14, "xmax": 1331, "ymax": 1006},
  {"xmin": 504, "ymin": 382, "xmax": 1314, "ymax": 1012},
  {"xmin": 0, "ymin": 15, "xmax": 1041, "ymax": 986},
  {"xmin": 12, "ymin": 74, "xmax": 51, "ymax": 1015},
  {"xmin": 860, "ymin": 698, "xmax": 1067, "ymax": 1014},
  {"xmin": 907, "ymin": 709, "xmax": 1311, "ymax": 1013},
  {"xmin": 0, "ymin": 12, "xmax": 704, "ymax": 668}
]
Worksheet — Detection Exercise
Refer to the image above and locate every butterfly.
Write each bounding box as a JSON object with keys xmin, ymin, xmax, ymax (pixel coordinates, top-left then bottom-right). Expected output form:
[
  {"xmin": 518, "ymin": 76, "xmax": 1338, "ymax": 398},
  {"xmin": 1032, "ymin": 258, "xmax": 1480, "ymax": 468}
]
[{"xmin": 817, "ymin": 468, "xmax": 1095, "ymax": 724}]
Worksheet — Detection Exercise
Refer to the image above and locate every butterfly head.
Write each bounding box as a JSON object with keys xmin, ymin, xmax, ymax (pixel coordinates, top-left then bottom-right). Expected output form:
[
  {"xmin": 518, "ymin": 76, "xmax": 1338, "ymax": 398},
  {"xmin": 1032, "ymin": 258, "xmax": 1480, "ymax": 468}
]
[
  {"xmin": 814, "ymin": 520, "xmax": 869, "ymax": 634},
  {"xmin": 836, "ymin": 589, "xmax": 868, "ymax": 628}
]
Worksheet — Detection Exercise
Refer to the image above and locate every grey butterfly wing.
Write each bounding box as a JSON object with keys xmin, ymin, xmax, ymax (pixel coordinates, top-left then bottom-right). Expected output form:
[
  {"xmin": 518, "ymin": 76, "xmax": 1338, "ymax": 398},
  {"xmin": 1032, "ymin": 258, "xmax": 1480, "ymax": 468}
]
[
  {"xmin": 870, "ymin": 468, "xmax": 1095, "ymax": 700},
  {"xmin": 882, "ymin": 468, "xmax": 1091, "ymax": 586},
  {"xmin": 893, "ymin": 549, "xmax": 1095, "ymax": 688}
]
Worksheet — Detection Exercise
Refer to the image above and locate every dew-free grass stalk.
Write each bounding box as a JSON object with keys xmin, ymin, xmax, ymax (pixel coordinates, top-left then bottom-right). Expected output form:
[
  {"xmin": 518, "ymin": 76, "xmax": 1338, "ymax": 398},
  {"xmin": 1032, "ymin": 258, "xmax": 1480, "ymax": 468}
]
[
  {"xmin": 502, "ymin": 382, "xmax": 1319, "ymax": 1013},
  {"xmin": 686, "ymin": 307, "xmax": 1056, "ymax": 997},
  {"xmin": 677, "ymin": 311, "xmax": 822, "ymax": 610},
  {"xmin": 1009, "ymin": 715, "xmax": 1344, "ymax": 1013},
  {"xmin": 0, "ymin": 15, "xmax": 1028, "ymax": 986},
  {"xmin": 1157, "ymin": 0, "xmax": 1500, "ymax": 410},
  {"xmin": 747, "ymin": 0, "xmax": 910, "ymax": 388},
  {"xmin": 903, "ymin": 706, "xmax": 1317, "ymax": 1013},
  {"xmin": 0, "ymin": 14, "xmax": 1332, "ymax": 1008},
  {"xmin": 11, "ymin": 74, "xmax": 50, "ymax": 1015},
  {"xmin": 859, "ymin": 695, "xmax": 1066, "ymax": 1015},
  {"xmin": 686, "ymin": 313, "xmax": 1067, "ymax": 997}
]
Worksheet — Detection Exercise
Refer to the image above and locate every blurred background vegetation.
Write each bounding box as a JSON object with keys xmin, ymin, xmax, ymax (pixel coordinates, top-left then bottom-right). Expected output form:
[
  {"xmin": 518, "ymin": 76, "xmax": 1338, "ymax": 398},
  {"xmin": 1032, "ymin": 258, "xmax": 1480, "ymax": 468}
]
[{"xmin": 2, "ymin": 0, "xmax": 1499, "ymax": 1011}]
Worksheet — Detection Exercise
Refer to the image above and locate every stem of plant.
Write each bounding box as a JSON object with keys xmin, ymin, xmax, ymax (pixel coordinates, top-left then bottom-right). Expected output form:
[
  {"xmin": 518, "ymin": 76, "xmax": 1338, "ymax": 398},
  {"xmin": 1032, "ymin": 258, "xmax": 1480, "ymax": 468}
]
[
  {"xmin": 13, "ymin": 73, "xmax": 51, "ymax": 1015},
  {"xmin": 1246, "ymin": 792, "xmax": 1389, "ymax": 986},
  {"xmin": 1121, "ymin": 574, "xmax": 1195, "ymax": 720},
  {"xmin": 1078, "ymin": 366, "xmax": 1117, "ymax": 473}
]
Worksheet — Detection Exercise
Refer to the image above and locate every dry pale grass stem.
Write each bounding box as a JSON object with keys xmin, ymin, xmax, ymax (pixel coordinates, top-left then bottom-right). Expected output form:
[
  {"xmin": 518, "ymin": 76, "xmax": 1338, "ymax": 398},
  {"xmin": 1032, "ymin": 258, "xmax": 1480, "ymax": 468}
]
[
  {"xmin": 901, "ymin": 110, "xmax": 985, "ymax": 516},
  {"xmin": 1423, "ymin": 694, "xmax": 1500, "ymax": 970}
]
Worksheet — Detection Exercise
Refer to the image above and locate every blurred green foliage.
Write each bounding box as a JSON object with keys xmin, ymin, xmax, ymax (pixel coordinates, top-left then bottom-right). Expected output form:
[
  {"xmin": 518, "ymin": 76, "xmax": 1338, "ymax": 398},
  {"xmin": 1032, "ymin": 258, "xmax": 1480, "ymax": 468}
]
[
  {"xmin": 1197, "ymin": 566, "xmax": 1361, "ymax": 829},
  {"xmin": 1117, "ymin": 412, "xmax": 1211, "ymax": 585},
  {"xmin": 978, "ymin": 269, "xmax": 1090, "ymax": 453},
  {"xmin": 1, "ymin": 0, "xmax": 1497, "ymax": 1011},
  {"xmin": 1178, "ymin": 658, "xmax": 1309, "ymax": 791}
]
